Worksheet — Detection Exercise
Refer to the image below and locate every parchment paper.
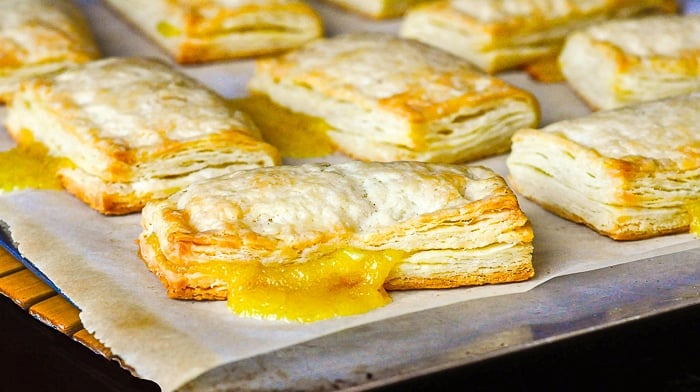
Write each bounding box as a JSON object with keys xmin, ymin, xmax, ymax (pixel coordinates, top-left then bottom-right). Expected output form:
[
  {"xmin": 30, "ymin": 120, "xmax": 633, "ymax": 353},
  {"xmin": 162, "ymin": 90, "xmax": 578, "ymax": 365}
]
[{"xmin": 0, "ymin": 1, "xmax": 698, "ymax": 391}]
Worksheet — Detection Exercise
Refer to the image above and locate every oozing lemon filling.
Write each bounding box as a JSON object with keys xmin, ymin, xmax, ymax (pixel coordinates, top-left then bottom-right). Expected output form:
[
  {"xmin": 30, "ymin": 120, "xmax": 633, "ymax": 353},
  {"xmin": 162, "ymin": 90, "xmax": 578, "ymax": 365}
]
[
  {"xmin": 230, "ymin": 95, "xmax": 335, "ymax": 159},
  {"xmin": 151, "ymin": 231, "xmax": 406, "ymax": 322},
  {"xmin": 688, "ymin": 201, "xmax": 700, "ymax": 238},
  {"xmin": 0, "ymin": 132, "xmax": 72, "ymax": 192},
  {"xmin": 156, "ymin": 21, "xmax": 181, "ymax": 37},
  {"xmin": 226, "ymin": 248, "xmax": 405, "ymax": 322}
]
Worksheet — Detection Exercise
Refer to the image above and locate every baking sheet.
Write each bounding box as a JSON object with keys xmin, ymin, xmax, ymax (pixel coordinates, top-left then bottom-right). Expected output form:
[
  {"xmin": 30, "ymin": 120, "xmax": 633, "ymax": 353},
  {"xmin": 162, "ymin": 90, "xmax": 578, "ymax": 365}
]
[{"xmin": 0, "ymin": 1, "xmax": 699, "ymax": 391}]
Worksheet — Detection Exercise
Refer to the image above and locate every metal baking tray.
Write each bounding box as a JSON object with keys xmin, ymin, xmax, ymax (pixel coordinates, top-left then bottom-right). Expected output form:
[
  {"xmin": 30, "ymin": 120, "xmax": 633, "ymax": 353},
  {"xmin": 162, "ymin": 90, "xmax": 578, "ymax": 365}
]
[{"xmin": 0, "ymin": 1, "xmax": 698, "ymax": 390}]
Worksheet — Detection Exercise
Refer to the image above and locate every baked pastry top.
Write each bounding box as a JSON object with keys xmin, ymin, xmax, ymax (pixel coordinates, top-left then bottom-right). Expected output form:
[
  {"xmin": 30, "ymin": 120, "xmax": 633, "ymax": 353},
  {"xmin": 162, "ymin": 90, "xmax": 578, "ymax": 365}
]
[
  {"xmin": 103, "ymin": 0, "xmax": 323, "ymax": 63},
  {"xmin": 4, "ymin": 57, "xmax": 281, "ymax": 215},
  {"xmin": 559, "ymin": 14, "xmax": 700, "ymax": 110},
  {"xmin": 320, "ymin": 0, "xmax": 432, "ymax": 19},
  {"xmin": 507, "ymin": 92, "xmax": 700, "ymax": 240},
  {"xmin": 248, "ymin": 32, "xmax": 539, "ymax": 163},
  {"xmin": 138, "ymin": 161, "xmax": 534, "ymax": 321},
  {"xmin": 0, "ymin": 0, "xmax": 100, "ymax": 102},
  {"xmin": 400, "ymin": 0, "xmax": 678, "ymax": 74}
]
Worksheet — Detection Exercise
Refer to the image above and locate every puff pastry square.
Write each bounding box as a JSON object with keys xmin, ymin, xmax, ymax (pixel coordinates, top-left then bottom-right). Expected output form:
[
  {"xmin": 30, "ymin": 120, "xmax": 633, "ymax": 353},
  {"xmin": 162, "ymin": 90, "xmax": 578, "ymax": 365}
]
[
  {"xmin": 400, "ymin": 0, "xmax": 678, "ymax": 74},
  {"xmin": 506, "ymin": 93, "xmax": 700, "ymax": 240},
  {"xmin": 0, "ymin": 0, "xmax": 100, "ymax": 102},
  {"xmin": 138, "ymin": 161, "xmax": 535, "ymax": 301},
  {"xmin": 103, "ymin": 0, "xmax": 323, "ymax": 63},
  {"xmin": 248, "ymin": 32, "xmax": 539, "ymax": 163},
  {"xmin": 559, "ymin": 15, "xmax": 700, "ymax": 110},
  {"xmin": 4, "ymin": 57, "xmax": 281, "ymax": 215},
  {"xmin": 320, "ymin": 0, "xmax": 432, "ymax": 19}
]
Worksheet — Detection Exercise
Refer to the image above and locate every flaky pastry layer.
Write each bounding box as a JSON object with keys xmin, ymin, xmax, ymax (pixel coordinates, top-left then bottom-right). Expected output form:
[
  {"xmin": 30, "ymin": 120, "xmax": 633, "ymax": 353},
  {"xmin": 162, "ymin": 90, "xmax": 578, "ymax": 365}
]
[
  {"xmin": 138, "ymin": 161, "xmax": 535, "ymax": 300},
  {"xmin": 248, "ymin": 32, "xmax": 539, "ymax": 163},
  {"xmin": 5, "ymin": 57, "xmax": 280, "ymax": 215},
  {"xmin": 0, "ymin": 0, "xmax": 100, "ymax": 102},
  {"xmin": 400, "ymin": 0, "xmax": 677, "ymax": 74},
  {"xmin": 320, "ymin": 0, "xmax": 431, "ymax": 19},
  {"xmin": 103, "ymin": 0, "xmax": 323, "ymax": 63},
  {"xmin": 559, "ymin": 14, "xmax": 700, "ymax": 110},
  {"xmin": 507, "ymin": 93, "xmax": 700, "ymax": 240}
]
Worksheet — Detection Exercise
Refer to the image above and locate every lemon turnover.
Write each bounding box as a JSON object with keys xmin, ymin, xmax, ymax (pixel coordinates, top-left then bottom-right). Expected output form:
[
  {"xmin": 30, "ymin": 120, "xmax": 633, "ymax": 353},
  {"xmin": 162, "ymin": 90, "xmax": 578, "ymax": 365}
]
[{"xmin": 138, "ymin": 161, "xmax": 534, "ymax": 322}]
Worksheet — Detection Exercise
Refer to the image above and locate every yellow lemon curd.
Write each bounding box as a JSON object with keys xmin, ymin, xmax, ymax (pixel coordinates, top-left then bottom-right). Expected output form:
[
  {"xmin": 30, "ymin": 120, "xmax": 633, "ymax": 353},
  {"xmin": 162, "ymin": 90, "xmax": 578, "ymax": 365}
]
[
  {"xmin": 689, "ymin": 201, "xmax": 700, "ymax": 238},
  {"xmin": 156, "ymin": 21, "xmax": 181, "ymax": 37},
  {"xmin": 230, "ymin": 95, "xmax": 335, "ymax": 159},
  {"xmin": 0, "ymin": 133, "xmax": 69, "ymax": 192},
  {"xmin": 155, "ymin": 235, "xmax": 406, "ymax": 322},
  {"xmin": 227, "ymin": 248, "xmax": 405, "ymax": 322}
]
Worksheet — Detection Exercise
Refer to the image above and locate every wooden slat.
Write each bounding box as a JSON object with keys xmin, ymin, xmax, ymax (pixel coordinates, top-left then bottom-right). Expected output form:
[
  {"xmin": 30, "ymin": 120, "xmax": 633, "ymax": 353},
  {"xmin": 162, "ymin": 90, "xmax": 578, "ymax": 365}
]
[
  {"xmin": 0, "ymin": 248, "xmax": 24, "ymax": 277},
  {"xmin": 73, "ymin": 328, "xmax": 114, "ymax": 359},
  {"xmin": 0, "ymin": 246, "xmax": 119, "ymax": 364},
  {"xmin": 0, "ymin": 269, "xmax": 56, "ymax": 309},
  {"xmin": 29, "ymin": 295, "xmax": 83, "ymax": 336}
]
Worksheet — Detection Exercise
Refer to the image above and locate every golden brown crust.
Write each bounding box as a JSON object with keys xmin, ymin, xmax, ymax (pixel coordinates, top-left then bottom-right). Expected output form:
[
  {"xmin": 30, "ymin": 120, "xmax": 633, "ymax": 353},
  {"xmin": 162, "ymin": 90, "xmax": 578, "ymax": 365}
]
[
  {"xmin": 384, "ymin": 254, "xmax": 535, "ymax": 290},
  {"xmin": 138, "ymin": 233, "xmax": 227, "ymax": 300},
  {"xmin": 103, "ymin": 0, "xmax": 323, "ymax": 63},
  {"xmin": 509, "ymin": 183, "xmax": 689, "ymax": 240},
  {"xmin": 58, "ymin": 173, "xmax": 149, "ymax": 216}
]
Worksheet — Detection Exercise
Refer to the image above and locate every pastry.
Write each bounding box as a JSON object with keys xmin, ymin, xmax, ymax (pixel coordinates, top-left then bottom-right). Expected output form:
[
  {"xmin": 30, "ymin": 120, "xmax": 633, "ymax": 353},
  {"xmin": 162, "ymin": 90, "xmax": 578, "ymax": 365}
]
[
  {"xmin": 248, "ymin": 32, "xmax": 540, "ymax": 163},
  {"xmin": 4, "ymin": 57, "xmax": 281, "ymax": 215},
  {"xmin": 102, "ymin": 0, "xmax": 323, "ymax": 63},
  {"xmin": 138, "ymin": 161, "xmax": 535, "ymax": 321},
  {"xmin": 0, "ymin": 0, "xmax": 100, "ymax": 102},
  {"xmin": 320, "ymin": 0, "xmax": 431, "ymax": 19},
  {"xmin": 559, "ymin": 14, "xmax": 700, "ymax": 110},
  {"xmin": 399, "ymin": 0, "xmax": 678, "ymax": 74},
  {"xmin": 506, "ymin": 93, "xmax": 700, "ymax": 240}
]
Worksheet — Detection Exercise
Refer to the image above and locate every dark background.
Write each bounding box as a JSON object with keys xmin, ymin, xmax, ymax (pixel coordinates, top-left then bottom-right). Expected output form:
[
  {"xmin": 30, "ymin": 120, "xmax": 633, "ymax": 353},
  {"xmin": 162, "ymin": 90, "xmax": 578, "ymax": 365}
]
[{"xmin": 3, "ymin": 292, "xmax": 700, "ymax": 392}]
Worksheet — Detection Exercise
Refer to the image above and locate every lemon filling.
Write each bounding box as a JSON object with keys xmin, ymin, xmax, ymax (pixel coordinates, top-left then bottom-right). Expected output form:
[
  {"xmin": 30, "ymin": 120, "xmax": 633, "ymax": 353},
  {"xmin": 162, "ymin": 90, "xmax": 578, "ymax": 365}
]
[
  {"xmin": 230, "ymin": 95, "xmax": 335, "ymax": 159},
  {"xmin": 688, "ymin": 201, "xmax": 700, "ymax": 238},
  {"xmin": 156, "ymin": 21, "xmax": 181, "ymax": 37},
  {"xmin": 0, "ymin": 132, "xmax": 72, "ymax": 192},
  {"xmin": 155, "ymin": 237, "xmax": 406, "ymax": 322},
  {"xmin": 226, "ymin": 248, "xmax": 405, "ymax": 322}
]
